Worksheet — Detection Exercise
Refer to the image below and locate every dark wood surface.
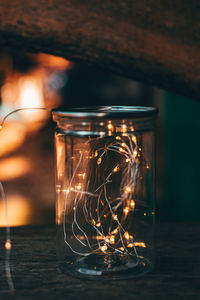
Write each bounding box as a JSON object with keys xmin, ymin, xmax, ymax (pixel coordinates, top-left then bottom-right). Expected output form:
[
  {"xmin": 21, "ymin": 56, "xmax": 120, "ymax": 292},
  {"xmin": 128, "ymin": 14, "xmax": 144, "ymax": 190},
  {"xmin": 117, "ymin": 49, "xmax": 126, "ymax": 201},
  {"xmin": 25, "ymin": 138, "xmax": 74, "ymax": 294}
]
[
  {"xmin": 0, "ymin": 223, "xmax": 200, "ymax": 300},
  {"xmin": 0, "ymin": 1, "xmax": 200, "ymax": 99}
]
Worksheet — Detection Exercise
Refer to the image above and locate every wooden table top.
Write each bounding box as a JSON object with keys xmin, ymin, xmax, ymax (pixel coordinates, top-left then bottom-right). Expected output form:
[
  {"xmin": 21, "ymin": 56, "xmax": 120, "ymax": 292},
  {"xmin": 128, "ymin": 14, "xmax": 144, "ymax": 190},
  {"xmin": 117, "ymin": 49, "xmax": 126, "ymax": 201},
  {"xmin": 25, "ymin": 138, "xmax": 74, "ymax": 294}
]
[{"xmin": 0, "ymin": 223, "xmax": 200, "ymax": 300}]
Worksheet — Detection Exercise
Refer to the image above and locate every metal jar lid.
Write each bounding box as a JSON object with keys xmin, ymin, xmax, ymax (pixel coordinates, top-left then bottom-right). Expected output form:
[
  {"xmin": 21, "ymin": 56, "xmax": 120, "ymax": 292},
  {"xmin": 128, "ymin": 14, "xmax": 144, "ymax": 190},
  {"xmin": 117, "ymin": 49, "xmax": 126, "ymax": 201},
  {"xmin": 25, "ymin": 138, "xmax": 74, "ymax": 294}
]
[{"xmin": 52, "ymin": 106, "xmax": 158, "ymax": 119}]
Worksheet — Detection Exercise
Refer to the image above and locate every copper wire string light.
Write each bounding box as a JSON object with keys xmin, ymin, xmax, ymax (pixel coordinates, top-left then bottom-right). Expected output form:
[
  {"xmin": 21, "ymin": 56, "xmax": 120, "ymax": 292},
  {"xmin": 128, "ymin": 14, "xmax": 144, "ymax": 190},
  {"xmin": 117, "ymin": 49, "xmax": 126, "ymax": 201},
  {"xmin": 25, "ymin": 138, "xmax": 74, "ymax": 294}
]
[{"xmin": 61, "ymin": 130, "xmax": 143, "ymax": 258}]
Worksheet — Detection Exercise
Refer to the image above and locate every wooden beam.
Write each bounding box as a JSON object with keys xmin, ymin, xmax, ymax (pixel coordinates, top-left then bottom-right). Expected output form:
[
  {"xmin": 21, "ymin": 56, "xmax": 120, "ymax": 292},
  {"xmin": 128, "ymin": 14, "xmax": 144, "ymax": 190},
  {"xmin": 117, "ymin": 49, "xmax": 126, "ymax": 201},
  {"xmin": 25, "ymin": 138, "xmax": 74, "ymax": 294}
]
[{"xmin": 0, "ymin": 0, "xmax": 200, "ymax": 99}]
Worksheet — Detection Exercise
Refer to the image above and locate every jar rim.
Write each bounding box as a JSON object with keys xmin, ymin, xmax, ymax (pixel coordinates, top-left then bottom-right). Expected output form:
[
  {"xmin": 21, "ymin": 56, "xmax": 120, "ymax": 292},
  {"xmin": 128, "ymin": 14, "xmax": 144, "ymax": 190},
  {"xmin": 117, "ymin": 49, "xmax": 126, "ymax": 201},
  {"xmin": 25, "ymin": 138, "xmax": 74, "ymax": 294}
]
[{"xmin": 52, "ymin": 106, "xmax": 158, "ymax": 119}]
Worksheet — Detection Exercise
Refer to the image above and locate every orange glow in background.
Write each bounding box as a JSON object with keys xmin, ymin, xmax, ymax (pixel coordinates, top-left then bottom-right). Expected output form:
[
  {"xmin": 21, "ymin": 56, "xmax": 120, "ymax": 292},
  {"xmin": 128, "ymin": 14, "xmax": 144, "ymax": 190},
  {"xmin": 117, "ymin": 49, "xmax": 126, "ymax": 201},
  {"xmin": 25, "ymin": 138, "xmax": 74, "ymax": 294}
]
[
  {"xmin": 0, "ymin": 53, "xmax": 70, "ymax": 226},
  {"xmin": 0, "ymin": 195, "xmax": 31, "ymax": 227},
  {"xmin": 0, "ymin": 156, "xmax": 31, "ymax": 181}
]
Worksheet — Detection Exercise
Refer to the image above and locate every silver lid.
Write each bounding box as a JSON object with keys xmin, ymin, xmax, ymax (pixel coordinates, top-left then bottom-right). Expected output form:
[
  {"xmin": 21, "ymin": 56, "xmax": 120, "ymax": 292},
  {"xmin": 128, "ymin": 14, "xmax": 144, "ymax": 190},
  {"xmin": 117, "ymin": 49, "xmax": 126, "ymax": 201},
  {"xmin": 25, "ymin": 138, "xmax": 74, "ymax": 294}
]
[{"xmin": 52, "ymin": 106, "xmax": 158, "ymax": 119}]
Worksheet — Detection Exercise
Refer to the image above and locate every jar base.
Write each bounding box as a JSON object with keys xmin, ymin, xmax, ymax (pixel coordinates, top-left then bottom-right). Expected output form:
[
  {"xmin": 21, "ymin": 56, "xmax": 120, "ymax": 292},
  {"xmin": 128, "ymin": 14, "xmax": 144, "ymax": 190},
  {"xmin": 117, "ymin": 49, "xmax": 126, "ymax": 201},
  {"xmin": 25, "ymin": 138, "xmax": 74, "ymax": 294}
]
[{"xmin": 59, "ymin": 254, "xmax": 153, "ymax": 280}]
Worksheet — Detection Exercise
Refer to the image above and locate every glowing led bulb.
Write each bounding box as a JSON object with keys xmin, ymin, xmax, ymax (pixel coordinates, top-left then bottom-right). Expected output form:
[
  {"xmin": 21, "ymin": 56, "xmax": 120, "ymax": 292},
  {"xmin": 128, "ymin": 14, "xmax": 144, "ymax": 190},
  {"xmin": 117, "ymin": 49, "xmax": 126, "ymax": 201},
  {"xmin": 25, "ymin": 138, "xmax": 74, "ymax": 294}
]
[
  {"xmin": 124, "ymin": 232, "xmax": 130, "ymax": 240},
  {"xmin": 78, "ymin": 173, "xmax": 86, "ymax": 179},
  {"xmin": 107, "ymin": 123, "xmax": 113, "ymax": 130},
  {"xmin": 134, "ymin": 242, "xmax": 146, "ymax": 248},
  {"xmin": 96, "ymin": 222, "xmax": 101, "ymax": 227},
  {"xmin": 130, "ymin": 200, "xmax": 135, "ymax": 209},
  {"xmin": 97, "ymin": 157, "xmax": 102, "ymax": 165},
  {"xmin": 5, "ymin": 239, "xmax": 11, "ymax": 250},
  {"xmin": 76, "ymin": 183, "xmax": 82, "ymax": 190},
  {"xmin": 127, "ymin": 243, "xmax": 134, "ymax": 248},
  {"xmin": 123, "ymin": 207, "xmax": 130, "ymax": 215},
  {"xmin": 125, "ymin": 186, "xmax": 132, "ymax": 193},
  {"xmin": 112, "ymin": 228, "xmax": 118, "ymax": 234},
  {"xmin": 92, "ymin": 219, "xmax": 96, "ymax": 225},
  {"xmin": 126, "ymin": 158, "xmax": 130, "ymax": 162},
  {"xmin": 116, "ymin": 136, "xmax": 121, "ymax": 140},
  {"xmin": 122, "ymin": 124, "xmax": 127, "ymax": 132},
  {"xmin": 133, "ymin": 150, "xmax": 137, "ymax": 158},
  {"xmin": 94, "ymin": 151, "xmax": 98, "ymax": 157},
  {"xmin": 112, "ymin": 214, "xmax": 118, "ymax": 221},
  {"xmin": 132, "ymin": 136, "xmax": 136, "ymax": 143},
  {"xmin": 110, "ymin": 235, "xmax": 115, "ymax": 244},
  {"xmin": 119, "ymin": 247, "xmax": 125, "ymax": 251},
  {"xmin": 113, "ymin": 165, "xmax": 119, "ymax": 172},
  {"xmin": 100, "ymin": 245, "xmax": 108, "ymax": 252}
]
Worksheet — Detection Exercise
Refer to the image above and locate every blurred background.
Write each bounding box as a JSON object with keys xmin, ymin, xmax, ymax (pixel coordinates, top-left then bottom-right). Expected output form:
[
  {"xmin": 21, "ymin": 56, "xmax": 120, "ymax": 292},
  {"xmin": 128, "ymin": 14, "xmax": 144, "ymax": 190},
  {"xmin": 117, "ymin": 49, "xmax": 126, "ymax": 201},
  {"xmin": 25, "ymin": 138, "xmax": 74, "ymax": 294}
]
[{"xmin": 0, "ymin": 51, "xmax": 200, "ymax": 226}]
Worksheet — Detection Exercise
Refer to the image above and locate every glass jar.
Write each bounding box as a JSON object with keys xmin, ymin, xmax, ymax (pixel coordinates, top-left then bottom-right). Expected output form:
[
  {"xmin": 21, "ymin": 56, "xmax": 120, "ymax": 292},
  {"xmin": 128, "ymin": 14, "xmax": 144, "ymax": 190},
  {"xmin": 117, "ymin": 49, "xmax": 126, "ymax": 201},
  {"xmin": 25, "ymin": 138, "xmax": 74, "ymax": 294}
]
[{"xmin": 53, "ymin": 106, "xmax": 158, "ymax": 280}]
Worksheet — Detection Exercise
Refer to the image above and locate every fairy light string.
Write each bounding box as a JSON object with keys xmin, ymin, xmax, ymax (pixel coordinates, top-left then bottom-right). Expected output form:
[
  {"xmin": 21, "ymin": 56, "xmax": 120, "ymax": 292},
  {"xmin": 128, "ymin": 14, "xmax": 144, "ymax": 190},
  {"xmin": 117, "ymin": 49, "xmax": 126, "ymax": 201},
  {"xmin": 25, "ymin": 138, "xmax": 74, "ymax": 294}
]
[{"xmin": 60, "ymin": 120, "xmax": 147, "ymax": 261}]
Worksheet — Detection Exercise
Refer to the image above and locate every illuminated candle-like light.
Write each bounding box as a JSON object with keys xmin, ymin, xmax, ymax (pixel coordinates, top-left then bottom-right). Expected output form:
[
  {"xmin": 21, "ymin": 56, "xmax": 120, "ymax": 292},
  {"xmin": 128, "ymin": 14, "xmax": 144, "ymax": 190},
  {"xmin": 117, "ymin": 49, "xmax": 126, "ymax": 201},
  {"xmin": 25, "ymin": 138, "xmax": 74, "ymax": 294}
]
[
  {"xmin": 125, "ymin": 186, "xmax": 132, "ymax": 193},
  {"xmin": 100, "ymin": 245, "xmax": 108, "ymax": 252},
  {"xmin": 134, "ymin": 242, "xmax": 146, "ymax": 248},
  {"xmin": 5, "ymin": 239, "xmax": 12, "ymax": 250},
  {"xmin": 110, "ymin": 235, "xmax": 115, "ymax": 244},
  {"xmin": 75, "ymin": 183, "xmax": 82, "ymax": 190},
  {"xmin": 112, "ymin": 214, "xmax": 118, "ymax": 221},
  {"xmin": 113, "ymin": 165, "xmax": 119, "ymax": 172},
  {"xmin": 130, "ymin": 200, "xmax": 135, "ymax": 209},
  {"xmin": 133, "ymin": 150, "xmax": 137, "ymax": 158},
  {"xmin": 78, "ymin": 172, "xmax": 86, "ymax": 179},
  {"xmin": 124, "ymin": 232, "xmax": 130, "ymax": 240},
  {"xmin": 97, "ymin": 157, "xmax": 102, "ymax": 165},
  {"xmin": 107, "ymin": 123, "xmax": 113, "ymax": 130},
  {"xmin": 122, "ymin": 124, "xmax": 127, "ymax": 133},
  {"xmin": 112, "ymin": 228, "xmax": 118, "ymax": 234},
  {"xmin": 132, "ymin": 136, "xmax": 137, "ymax": 143},
  {"xmin": 123, "ymin": 207, "xmax": 130, "ymax": 215}
]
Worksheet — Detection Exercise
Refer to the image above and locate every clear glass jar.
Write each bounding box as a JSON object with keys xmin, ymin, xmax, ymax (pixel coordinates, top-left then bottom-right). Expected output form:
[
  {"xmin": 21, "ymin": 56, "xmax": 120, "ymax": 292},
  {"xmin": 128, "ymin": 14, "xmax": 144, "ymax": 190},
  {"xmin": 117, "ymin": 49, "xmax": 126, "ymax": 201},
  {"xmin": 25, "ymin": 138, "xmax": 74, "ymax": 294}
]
[{"xmin": 53, "ymin": 106, "xmax": 157, "ymax": 280}]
